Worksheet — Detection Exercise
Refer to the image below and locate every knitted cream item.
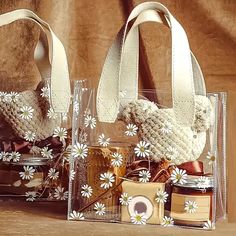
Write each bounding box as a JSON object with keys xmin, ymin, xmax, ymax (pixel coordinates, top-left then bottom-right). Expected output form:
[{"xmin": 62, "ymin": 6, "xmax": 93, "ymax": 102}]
[
  {"xmin": 120, "ymin": 95, "xmax": 213, "ymax": 165},
  {"xmin": 0, "ymin": 80, "xmax": 61, "ymax": 141}
]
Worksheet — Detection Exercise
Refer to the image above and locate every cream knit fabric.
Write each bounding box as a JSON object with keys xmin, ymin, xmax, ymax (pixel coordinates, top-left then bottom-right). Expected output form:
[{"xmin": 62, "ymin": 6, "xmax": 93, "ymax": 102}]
[{"xmin": 121, "ymin": 95, "xmax": 213, "ymax": 165}]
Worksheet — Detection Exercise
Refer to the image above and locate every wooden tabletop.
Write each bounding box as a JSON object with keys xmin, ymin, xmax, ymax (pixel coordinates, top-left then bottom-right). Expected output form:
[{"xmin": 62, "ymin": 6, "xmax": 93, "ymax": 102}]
[{"xmin": 0, "ymin": 201, "xmax": 235, "ymax": 236}]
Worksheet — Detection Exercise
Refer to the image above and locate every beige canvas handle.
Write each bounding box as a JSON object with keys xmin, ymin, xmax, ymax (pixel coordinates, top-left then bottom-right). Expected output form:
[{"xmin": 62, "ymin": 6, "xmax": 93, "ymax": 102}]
[{"xmin": 0, "ymin": 9, "xmax": 71, "ymax": 113}]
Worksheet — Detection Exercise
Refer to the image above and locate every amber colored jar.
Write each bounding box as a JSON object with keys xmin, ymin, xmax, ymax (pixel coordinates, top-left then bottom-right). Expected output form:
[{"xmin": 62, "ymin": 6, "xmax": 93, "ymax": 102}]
[{"xmin": 170, "ymin": 176, "xmax": 214, "ymax": 227}]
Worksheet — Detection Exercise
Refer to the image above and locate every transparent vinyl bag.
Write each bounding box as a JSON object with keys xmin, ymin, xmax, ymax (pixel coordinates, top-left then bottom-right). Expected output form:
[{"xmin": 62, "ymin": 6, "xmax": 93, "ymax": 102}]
[{"xmin": 68, "ymin": 80, "xmax": 227, "ymax": 230}]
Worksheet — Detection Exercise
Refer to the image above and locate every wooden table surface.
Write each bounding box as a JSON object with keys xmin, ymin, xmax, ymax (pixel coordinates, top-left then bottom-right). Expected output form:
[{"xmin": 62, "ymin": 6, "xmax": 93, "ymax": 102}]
[{"xmin": 0, "ymin": 201, "xmax": 235, "ymax": 236}]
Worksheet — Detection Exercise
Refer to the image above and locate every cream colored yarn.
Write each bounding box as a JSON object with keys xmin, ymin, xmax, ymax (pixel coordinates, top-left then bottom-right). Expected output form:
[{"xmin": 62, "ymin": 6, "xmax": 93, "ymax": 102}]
[
  {"xmin": 121, "ymin": 95, "xmax": 213, "ymax": 165},
  {"xmin": 0, "ymin": 80, "xmax": 61, "ymax": 141}
]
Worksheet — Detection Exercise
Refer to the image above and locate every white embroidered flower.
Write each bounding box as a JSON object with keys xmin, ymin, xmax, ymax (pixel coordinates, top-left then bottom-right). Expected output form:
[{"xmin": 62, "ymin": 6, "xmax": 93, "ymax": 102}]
[
  {"xmin": 53, "ymin": 127, "xmax": 67, "ymax": 142},
  {"xmin": 98, "ymin": 133, "xmax": 110, "ymax": 147},
  {"xmin": 161, "ymin": 216, "xmax": 174, "ymax": 227},
  {"xmin": 184, "ymin": 200, "xmax": 198, "ymax": 213},
  {"xmin": 100, "ymin": 172, "xmax": 115, "ymax": 189},
  {"xmin": 94, "ymin": 202, "xmax": 106, "ymax": 216},
  {"xmin": 111, "ymin": 152, "xmax": 123, "ymax": 167},
  {"xmin": 125, "ymin": 124, "xmax": 138, "ymax": 136},
  {"xmin": 155, "ymin": 190, "xmax": 168, "ymax": 204},
  {"xmin": 170, "ymin": 167, "xmax": 187, "ymax": 185},
  {"xmin": 9, "ymin": 92, "xmax": 20, "ymax": 102},
  {"xmin": 47, "ymin": 108, "xmax": 58, "ymax": 119},
  {"xmin": 72, "ymin": 142, "xmax": 88, "ymax": 159},
  {"xmin": 196, "ymin": 176, "xmax": 211, "ymax": 188},
  {"xmin": 3, "ymin": 93, "xmax": 12, "ymax": 103},
  {"xmin": 165, "ymin": 146, "xmax": 179, "ymax": 161},
  {"xmin": 134, "ymin": 141, "xmax": 150, "ymax": 158},
  {"xmin": 19, "ymin": 106, "xmax": 34, "ymax": 120},
  {"xmin": 74, "ymin": 101, "xmax": 80, "ymax": 114},
  {"xmin": 10, "ymin": 151, "xmax": 21, "ymax": 162},
  {"xmin": 40, "ymin": 86, "xmax": 50, "ymax": 98},
  {"xmin": 0, "ymin": 92, "xmax": 8, "ymax": 102},
  {"xmin": 130, "ymin": 211, "xmax": 147, "ymax": 225},
  {"xmin": 70, "ymin": 170, "xmax": 76, "ymax": 181},
  {"xmin": 203, "ymin": 220, "xmax": 213, "ymax": 230},
  {"xmin": 206, "ymin": 151, "xmax": 215, "ymax": 165},
  {"xmin": 19, "ymin": 166, "xmax": 35, "ymax": 180},
  {"xmin": 84, "ymin": 115, "xmax": 96, "ymax": 129},
  {"xmin": 54, "ymin": 186, "xmax": 68, "ymax": 200},
  {"xmin": 0, "ymin": 151, "xmax": 8, "ymax": 161},
  {"xmin": 81, "ymin": 184, "xmax": 93, "ymax": 198},
  {"xmin": 159, "ymin": 122, "xmax": 173, "ymax": 135},
  {"xmin": 48, "ymin": 168, "xmax": 59, "ymax": 180},
  {"xmin": 138, "ymin": 170, "xmax": 151, "ymax": 183},
  {"xmin": 25, "ymin": 191, "xmax": 37, "ymax": 202},
  {"xmin": 119, "ymin": 192, "xmax": 132, "ymax": 206},
  {"xmin": 24, "ymin": 131, "xmax": 36, "ymax": 142},
  {"xmin": 41, "ymin": 147, "xmax": 53, "ymax": 159},
  {"xmin": 4, "ymin": 153, "xmax": 12, "ymax": 162},
  {"xmin": 69, "ymin": 210, "xmax": 85, "ymax": 220}
]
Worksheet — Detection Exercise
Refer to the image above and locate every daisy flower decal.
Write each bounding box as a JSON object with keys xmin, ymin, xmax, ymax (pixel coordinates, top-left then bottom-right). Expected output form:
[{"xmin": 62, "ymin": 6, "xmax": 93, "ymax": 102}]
[
  {"xmin": 165, "ymin": 146, "xmax": 179, "ymax": 162},
  {"xmin": 24, "ymin": 131, "xmax": 36, "ymax": 142},
  {"xmin": 159, "ymin": 122, "xmax": 173, "ymax": 135},
  {"xmin": 125, "ymin": 124, "xmax": 138, "ymax": 136},
  {"xmin": 41, "ymin": 147, "xmax": 53, "ymax": 159},
  {"xmin": 0, "ymin": 151, "xmax": 8, "ymax": 162},
  {"xmin": 155, "ymin": 190, "xmax": 168, "ymax": 204},
  {"xmin": 98, "ymin": 133, "xmax": 110, "ymax": 147},
  {"xmin": 48, "ymin": 168, "xmax": 59, "ymax": 180},
  {"xmin": 53, "ymin": 127, "xmax": 68, "ymax": 142},
  {"xmin": 134, "ymin": 141, "xmax": 150, "ymax": 158},
  {"xmin": 130, "ymin": 211, "xmax": 147, "ymax": 225},
  {"xmin": 138, "ymin": 170, "xmax": 151, "ymax": 183},
  {"xmin": 25, "ymin": 191, "xmax": 37, "ymax": 202},
  {"xmin": 10, "ymin": 151, "xmax": 21, "ymax": 162},
  {"xmin": 119, "ymin": 193, "xmax": 132, "ymax": 206},
  {"xmin": 196, "ymin": 176, "xmax": 211, "ymax": 188},
  {"xmin": 161, "ymin": 216, "xmax": 174, "ymax": 227},
  {"xmin": 19, "ymin": 106, "xmax": 34, "ymax": 120},
  {"xmin": 81, "ymin": 184, "xmax": 93, "ymax": 198},
  {"xmin": 100, "ymin": 172, "xmax": 115, "ymax": 189},
  {"xmin": 170, "ymin": 167, "xmax": 187, "ymax": 185},
  {"xmin": 72, "ymin": 142, "xmax": 88, "ymax": 159},
  {"xmin": 69, "ymin": 211, "xmax": 85, "ymax": 220},
  {"xmin": 47, "ymin": 108, "xmax": 58, "ymax": 120},
  {"xmin": 184, "ymin": 200, "xmax": 198, "ymax": 213},
  {"xmin": 111, "ymin": 152, "xmax": 123, "ymax": 167},
  {"xmin": 9, "ymin": 92, "xmax": 20, "ymax": 102},
  {"xmin": 94, "ymin": 202, "xmax": 106, "ymax": 216},
  {"xmin": 0, "ymin": 92, "xmax": 8, "ymax": 102},
  {"xmin": 40, "ymin": 86, "xmax": 50, "ymax": 98},
  {"xmin": 206, "ymin": 151, "xmax": 215, "ymax": 165},
  {"xmin": 19, "ymin": 166, "xmax": 35, "ymax": 180},
  {"xmin": 54, "ymin": 186, "xmax": 68, "ymax": 200},
  {"xmin": 84, "ymin": 115, "xmax": 96, "ymax": 129}
]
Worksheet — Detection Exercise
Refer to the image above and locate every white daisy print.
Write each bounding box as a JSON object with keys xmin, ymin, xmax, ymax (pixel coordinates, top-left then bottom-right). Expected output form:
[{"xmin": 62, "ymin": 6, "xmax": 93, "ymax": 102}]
[
  {"xmin": 130, "ymin": 211, "xmax": 147, "ymax": 225},
  {"xmin": 159, "ymin": 122, "xmax": 173, "ymax": 135},
  {"xmin": 203, "ymin": 220, "xmax": 213, "ymax": 230},
  {"xmin": 54, "ymin": 186, "xmax": 68, "ymax": 200},
  {"xmin": 119, "ymin": 192, "xmax": 132, "ymax": 206},
  {"xmin": 111, "ymin": 152, "xmax": 123, "ymax": 167},
  {"xmin": 53, "ymin": 127, "xmax": 67, "ymax": 142},
  {"xmin": 69, "ymin": 210, "xmax": 85, "ymax": 220},
  {"xmin": 81, "ymin": 184, "xmax": 93, "ymax": 198},
  {"xmin": 0, "ymin": 92, "xmax": 8, "ymax": 102},
  {"xmin": 41, "ymin": 147, "xmax": 53, "ymax": 159},
  {"xmin": 47, "ymin": 108, "xmax": 58, "ymax": 119},
  {"xmin": 94, "ymin": 202, "xmax": 106, "ymax": 216},
  {"xmin": 134, "ymin": 141, "xmax": 150, "ymax": 158},
  {"xmin": 25, "ymin": 191, "xmax": 37, "ymax": 202},
  {"xmin": 48, "ymin": 168, "xmax": 59, "ymax": 180},
  {"xmin": 19, "ymin": 166, "xmax": 35, "ymax": 180},
  {"xmin": 184, "ymin": 200, "xmax": 198, "ymax": 213},
  {"xmin": 10, "ymin": 151, "xmax": 21, "ymax": 162},
  {"xmin": 138, "ymin": 170, "xmax": 151, "ymax": 183},
  {"xmin": 84, "ymin": 115, "xmax": 96, "ymax": 129},
  {"xmin": 72, "ymin": 142, "xmax": 88, "ymax": 159},
  {"xmin": 9, "ymin": 92, "xmax": 20, "ymax": 102},
  {"xmin": 196, "ymin": 176, "xmax": 211, "ymax": 188},
  {"xmin": 125, "ymin": 124, "xmax": 138, "ymax": 136},
  {"xmin": 206, "ymin": 151, "xmax": 215, "ymax": 165},
  {"xmin": 24, "ymin": 131, "xmax": 36, "ymax": 142},
  {"xmin": 165, "ymin": 146, "xmax": 179, "ymax": 161},
  {"xmin": 3, "ymin": 93, "xmax": 12, "ymax": 103},
  {"xmin": 161, "ymin": 216, "xmax": 174, "ymax": 227},
  {"xmin": 40, "ymin": 86, "xmax": 50, "ymax": 98},
  {"xmin": 4, "ymin": 153, "xmax": 12, "ymax": 162},
  {"xmin": 100, "ymin": 172, "xmax": 115, "ymax": 189},
  {"xmin": 170, "ymin": 167, "xmax": 187, "ymax": 185},
  {"xmin": 155, "ymin": 190, "xmax": 168, "ymax": 204},
  {"xmin": 98, "ymin": 133, "xmax": 110, "ymax": 147},
  {"xmin": 70, "ymin": 170, "xmax": 76, "ymax": 181},
  {"xmin": 19, "ymin": 106, "xmax": 34, "ymax": 120},
  {"xmin": 0, "ymin": 151, "xmax": 8, "ymax": 161}
]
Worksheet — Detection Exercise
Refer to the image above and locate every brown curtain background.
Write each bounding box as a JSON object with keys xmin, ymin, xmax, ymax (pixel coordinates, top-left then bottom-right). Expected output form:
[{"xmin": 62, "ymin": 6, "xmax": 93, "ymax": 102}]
[{"xmin": 0, "ymin": 0, "xmax": 235, "ymax": 221}]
